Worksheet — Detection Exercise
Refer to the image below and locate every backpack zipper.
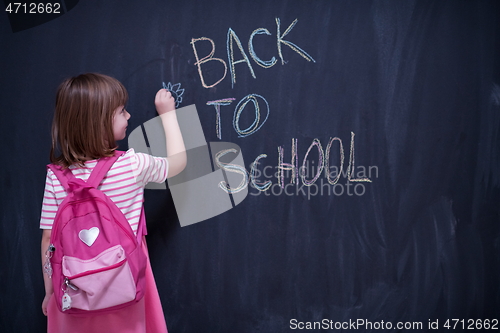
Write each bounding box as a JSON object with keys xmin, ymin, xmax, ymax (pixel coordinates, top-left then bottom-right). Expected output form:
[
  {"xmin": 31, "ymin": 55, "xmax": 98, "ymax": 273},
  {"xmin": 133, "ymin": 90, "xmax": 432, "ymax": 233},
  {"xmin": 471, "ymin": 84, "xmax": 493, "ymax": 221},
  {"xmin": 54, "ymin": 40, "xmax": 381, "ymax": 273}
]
[{"xmin": 66, "ymin": 257, "xmax": 128, "ymax": 280}]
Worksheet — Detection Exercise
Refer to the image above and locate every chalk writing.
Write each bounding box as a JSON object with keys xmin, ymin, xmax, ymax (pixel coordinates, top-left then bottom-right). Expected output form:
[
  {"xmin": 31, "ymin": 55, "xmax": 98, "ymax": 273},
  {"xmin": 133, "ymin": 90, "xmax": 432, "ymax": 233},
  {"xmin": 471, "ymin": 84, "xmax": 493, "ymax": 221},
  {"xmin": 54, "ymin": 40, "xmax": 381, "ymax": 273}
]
[
  {"xmin": 210, "ymin": 133, "xmax": 372, "ymax": 196},
  {"xmin": 250, "ymin": 133, "xmax": 372, "ymax": 192},
  {"xmin": 347, "ymin": 132, "xmax": 371, "ymax": 182},
  {"xmin": 277, "ymin": 138, "xmax": 298, "ymax": 187},
  {"xmin": 233, "ymin": 94, "xmax": 270, "ymax": 138},
  {"xmin": 276, "ymin": 18, "xmax": 316, "ymax": 65},
  {"xmin": 325, "ymin": 137, "xmax": 344, "ymax": 185},
  {"xmin": 215, "ymin": 148, "xmax": 249, "ymax": 194},
  {"xmin": 207, "ymin": 98, "xmax": 236, "ymax": 140},
  {"xmin": 249, "ymin": 28, "xmax": 277, "ymax": 68},
  {"xmin": 206, "ymin": 94, "xmax": 269, "ymax": 139},
  {"xmin": 301, "ymin": 139, "xmax": 324, "ymax": 186},
  {"xmin": 190, "ymin": 17, "xmax": 372, "ymax": 199},
  {"xmin": 192, "ymin": 18, "xmax": 315, "ymax": 89},
  {"xmin": 227, "ymin": 28, "xmax": 256, "ymax": 88},
  {"xmin": 250, "ymin": 154, "xmax": 272, "ymax": 191},
  {"xmin": 191, "ymin": 37, "xmax": 228, "ymax": 88}
]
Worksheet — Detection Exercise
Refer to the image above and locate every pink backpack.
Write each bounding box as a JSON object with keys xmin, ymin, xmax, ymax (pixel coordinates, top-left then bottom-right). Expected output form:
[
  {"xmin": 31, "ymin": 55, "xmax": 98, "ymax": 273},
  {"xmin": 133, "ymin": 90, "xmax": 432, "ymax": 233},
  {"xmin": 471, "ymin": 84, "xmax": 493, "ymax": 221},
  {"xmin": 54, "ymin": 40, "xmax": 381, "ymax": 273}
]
[{"xmin": 47, "ymin": 151, "xmax": 147, "ymax": 314}]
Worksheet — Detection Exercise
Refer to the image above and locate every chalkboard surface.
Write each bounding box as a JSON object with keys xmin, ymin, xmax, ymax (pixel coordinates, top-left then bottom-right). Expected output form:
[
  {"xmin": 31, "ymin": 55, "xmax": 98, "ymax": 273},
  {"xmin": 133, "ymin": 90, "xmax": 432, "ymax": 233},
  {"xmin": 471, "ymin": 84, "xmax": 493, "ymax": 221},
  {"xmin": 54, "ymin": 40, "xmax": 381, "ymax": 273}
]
[{"xmin": 1, "ymin": 1, "xmax": 499, "ymax": 332}]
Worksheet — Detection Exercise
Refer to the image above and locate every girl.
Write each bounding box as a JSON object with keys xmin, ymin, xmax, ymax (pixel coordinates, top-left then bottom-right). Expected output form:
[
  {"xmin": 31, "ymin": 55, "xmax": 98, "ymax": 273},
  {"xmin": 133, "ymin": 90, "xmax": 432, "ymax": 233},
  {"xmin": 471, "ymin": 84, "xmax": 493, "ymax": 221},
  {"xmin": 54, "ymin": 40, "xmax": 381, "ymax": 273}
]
[{"xmin": 40, "ymin": 73, "xmax": 186, "ymax": 332}]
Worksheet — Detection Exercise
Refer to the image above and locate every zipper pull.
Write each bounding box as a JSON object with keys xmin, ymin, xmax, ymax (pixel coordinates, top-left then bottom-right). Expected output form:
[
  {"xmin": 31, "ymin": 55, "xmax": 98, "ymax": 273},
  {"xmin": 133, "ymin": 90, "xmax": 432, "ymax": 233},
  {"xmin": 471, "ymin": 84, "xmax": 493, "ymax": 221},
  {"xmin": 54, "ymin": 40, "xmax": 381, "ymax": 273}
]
[
  {"xmin": 62, "ymin": 291, "xmax": 72, "ymax": 311},
  {"xmin": 61, "ymin": 277, "xmax": 73, "ymax": 311},
  {"xmin": 65, "ymin": 277, "xmax": 79, "ymax": 291}
]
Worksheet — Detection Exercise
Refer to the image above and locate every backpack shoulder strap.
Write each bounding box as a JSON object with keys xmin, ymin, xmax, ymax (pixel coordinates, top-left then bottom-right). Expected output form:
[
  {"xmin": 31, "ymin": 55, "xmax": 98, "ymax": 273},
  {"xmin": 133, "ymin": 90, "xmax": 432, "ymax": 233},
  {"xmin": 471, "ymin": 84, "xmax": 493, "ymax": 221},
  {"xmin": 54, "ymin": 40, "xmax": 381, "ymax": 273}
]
[
  {"xmin": 136, "ymin": 208, "xmax": 147, "ymax": 241},
  {"xmin": 88, "ymin": 150, "xmax": 147, "ymax": 241},
  {"xmin": 49, "ymin": 151, "xmax": 146, "ymax": 240},
  {"xmin": 47, "ymin": 164, "xmax": 76, "ymax": 191},
  {"xmin": 87, "ymin": 150, "xmax": 124, "ymax": 188}
]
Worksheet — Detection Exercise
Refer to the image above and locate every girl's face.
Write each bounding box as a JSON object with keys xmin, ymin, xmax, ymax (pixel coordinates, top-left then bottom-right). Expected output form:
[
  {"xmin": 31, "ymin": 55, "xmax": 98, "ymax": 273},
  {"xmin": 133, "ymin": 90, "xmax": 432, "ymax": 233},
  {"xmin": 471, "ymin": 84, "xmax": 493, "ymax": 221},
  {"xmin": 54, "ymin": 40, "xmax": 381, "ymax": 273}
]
[{"xmin": 112, "ymin": 105, "xmax": 131, "ymax": 141}]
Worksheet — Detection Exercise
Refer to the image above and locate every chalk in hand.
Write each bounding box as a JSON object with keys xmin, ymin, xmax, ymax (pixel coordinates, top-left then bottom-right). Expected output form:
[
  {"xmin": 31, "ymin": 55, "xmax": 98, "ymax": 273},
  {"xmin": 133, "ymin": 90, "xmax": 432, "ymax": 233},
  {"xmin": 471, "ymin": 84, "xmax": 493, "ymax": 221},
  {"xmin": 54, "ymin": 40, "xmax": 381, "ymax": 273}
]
[{"xmin": 162, "ymin": 82, "xmax": 185, "ymax": 108}]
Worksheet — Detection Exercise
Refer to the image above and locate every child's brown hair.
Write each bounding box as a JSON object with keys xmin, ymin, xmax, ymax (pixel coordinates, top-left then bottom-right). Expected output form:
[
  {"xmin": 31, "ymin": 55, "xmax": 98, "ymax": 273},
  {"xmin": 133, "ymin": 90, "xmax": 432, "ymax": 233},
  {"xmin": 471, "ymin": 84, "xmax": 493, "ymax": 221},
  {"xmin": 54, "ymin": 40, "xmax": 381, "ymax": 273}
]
[{"xmin": 50, "ymin": 73, "xmax": 128, "ymax": 168}]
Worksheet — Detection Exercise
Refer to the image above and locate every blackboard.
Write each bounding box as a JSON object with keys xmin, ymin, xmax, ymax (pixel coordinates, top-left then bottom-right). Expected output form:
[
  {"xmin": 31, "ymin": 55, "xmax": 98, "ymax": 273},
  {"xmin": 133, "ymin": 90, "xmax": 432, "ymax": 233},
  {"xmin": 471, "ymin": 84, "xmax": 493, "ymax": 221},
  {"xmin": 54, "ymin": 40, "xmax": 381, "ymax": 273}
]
[{"xmin": 1, "ymin": 0, "xmax": 499, "ymax": 332}]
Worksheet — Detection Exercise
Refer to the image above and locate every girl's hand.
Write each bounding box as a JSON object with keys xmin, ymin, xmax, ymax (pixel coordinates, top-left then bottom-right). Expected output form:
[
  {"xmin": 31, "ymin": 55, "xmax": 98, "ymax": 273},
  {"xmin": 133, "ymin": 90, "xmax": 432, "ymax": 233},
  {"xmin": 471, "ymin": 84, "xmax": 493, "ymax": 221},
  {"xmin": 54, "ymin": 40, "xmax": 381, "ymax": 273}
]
[
  {"xmin": 155, "ymin": 89, "xmax": 176, "ymax": 115},
  {"xmin": 42, "ymin": 292, "xmax": 52, "ymax": 316}
]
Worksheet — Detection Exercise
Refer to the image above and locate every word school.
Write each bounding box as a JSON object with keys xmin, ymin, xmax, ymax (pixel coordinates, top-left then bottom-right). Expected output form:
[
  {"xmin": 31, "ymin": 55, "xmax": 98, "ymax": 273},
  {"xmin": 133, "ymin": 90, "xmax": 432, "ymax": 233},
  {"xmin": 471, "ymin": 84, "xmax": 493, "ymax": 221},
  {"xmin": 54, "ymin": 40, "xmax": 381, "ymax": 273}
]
[{"xmin": 215, "ymin": 132, "xmax": 373, "ymax": 194}]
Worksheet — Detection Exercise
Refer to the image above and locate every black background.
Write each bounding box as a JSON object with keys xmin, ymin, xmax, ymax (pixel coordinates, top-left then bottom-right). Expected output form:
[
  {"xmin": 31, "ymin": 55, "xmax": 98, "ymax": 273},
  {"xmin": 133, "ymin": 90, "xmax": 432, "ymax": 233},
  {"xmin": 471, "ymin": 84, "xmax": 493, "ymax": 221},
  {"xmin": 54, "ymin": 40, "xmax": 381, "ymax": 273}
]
[{"xmin": 1, "ymin": 1, "xmax": 499, "ymax": 332}]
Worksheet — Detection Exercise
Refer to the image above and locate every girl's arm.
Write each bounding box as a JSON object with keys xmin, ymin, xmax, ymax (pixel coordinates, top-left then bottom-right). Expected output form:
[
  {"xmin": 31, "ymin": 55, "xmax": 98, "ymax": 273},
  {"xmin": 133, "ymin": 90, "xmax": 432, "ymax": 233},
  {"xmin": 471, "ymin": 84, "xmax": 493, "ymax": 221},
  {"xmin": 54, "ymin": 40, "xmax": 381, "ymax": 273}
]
[
  {"xmin": 41, "ymin": 229, "xmax": 53, "ymax": 316},
  {"xmin": 155, "ymin": 89, "xmax": 187, "ymax": 178}
]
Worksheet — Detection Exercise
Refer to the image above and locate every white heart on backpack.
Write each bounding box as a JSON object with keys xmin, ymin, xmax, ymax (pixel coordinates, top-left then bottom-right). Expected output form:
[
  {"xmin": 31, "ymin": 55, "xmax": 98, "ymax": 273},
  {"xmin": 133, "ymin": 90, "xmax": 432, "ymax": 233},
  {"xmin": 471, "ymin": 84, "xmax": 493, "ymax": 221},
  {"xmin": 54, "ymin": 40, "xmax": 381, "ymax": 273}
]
[{"xmin": 79, "ymin": 227, "xmax": 99, "ymax": 247}]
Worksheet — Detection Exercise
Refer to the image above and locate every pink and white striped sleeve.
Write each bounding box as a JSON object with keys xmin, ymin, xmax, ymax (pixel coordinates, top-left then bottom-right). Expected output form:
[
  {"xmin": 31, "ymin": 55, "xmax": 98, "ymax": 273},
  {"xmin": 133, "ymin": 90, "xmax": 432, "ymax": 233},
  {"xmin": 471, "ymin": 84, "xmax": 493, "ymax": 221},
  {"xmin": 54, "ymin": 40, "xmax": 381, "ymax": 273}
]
[
  {"xmin": 130, "ymin": 151, "xmax": 169, "ymax": 187},
  {"xmin": 39, "ymin": 170, "xmax": 59, "ymax": 229}
]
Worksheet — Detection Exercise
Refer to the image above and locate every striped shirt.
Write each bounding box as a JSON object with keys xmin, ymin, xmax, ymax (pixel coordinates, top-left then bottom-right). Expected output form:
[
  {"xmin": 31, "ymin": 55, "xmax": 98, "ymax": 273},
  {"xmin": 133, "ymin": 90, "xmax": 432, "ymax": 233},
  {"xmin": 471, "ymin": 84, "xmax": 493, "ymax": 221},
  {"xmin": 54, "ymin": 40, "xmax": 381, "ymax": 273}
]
[{"xmin": 39, "ymin": 149, "xmax": 168, "ymax": 235}]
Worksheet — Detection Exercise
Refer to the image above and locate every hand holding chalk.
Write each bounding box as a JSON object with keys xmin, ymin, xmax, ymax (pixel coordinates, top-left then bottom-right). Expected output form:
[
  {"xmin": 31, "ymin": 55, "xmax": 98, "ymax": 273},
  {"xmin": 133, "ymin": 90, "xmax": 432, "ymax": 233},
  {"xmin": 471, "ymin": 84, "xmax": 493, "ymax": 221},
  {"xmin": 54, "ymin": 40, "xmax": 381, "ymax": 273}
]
[{"xmin": 155, "ymin": 89, "xmax": 176, "ymax": 115}]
